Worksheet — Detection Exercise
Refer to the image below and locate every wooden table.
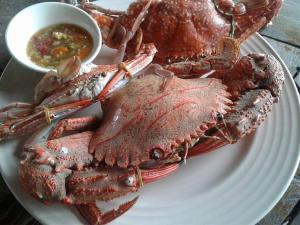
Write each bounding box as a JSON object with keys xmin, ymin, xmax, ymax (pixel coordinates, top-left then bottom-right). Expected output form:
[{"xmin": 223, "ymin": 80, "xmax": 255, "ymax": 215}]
[{"xmin": 0, "ymin": 0, "xmax": 299, "ymax": 224}]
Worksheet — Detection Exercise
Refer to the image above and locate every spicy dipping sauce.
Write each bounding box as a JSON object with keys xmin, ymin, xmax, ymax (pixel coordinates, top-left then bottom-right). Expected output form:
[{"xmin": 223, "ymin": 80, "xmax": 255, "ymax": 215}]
[{"xmin": 27, "ymin": 23, "xmax": 93, "ymax": 69}]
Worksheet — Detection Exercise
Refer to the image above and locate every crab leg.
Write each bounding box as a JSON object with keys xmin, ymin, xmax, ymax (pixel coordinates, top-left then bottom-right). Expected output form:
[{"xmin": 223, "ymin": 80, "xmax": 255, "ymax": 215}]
[
  {"xmin": 165, "ymin": 37, "xmax": 240, "ymax": 76},
  {"xmin": 47, "ymin": 117, "xmax": 99, "ymax": 140},
  {"xmin": 0, "ymin": 102, "xmax": 34, "ymax": 122},
  {"xmin": 141, "ymin": 163, "xmax": 179, "ymax": 184},
  {"xmin": 80, "ymin": 0, "xmax": 119, "ymax": 48},
  {"xmin": 187, "ymin": 135, "xmax": 229, "ymax": 157},
  {"xmin": 113, "ymin": 0, "xmax": 152, "ymax": 63},
  {"xmin": 0, "ymin": 100, "xmax": 93, "ymax": 141},
  {"xmin": 80, "ymin": 1, "xmax": 125, "ymax": 16},
  {"xmin": 38, "ymin": 43, "xmax": 157, "ymax": 108},
  {"xmin": 98, "ymin": 43, "xmax": 157, "ymax": 100},
  {"xmin": 85, "ymin": 13, "xmax": 115, "ymax": 47}
]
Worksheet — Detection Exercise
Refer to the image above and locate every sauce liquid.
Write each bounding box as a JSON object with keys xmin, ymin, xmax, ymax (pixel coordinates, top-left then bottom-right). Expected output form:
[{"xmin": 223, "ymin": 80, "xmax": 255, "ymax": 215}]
[{"xmin": 27, "ymin": 24, "xmax": 93, "ymax": 69}]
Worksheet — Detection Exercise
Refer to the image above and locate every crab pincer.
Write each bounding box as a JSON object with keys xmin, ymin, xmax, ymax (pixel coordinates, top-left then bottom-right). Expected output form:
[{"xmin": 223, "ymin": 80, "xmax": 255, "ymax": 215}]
[{"xmin": 188, "ymin": 53, "xmax": 285, "ymax": 156}]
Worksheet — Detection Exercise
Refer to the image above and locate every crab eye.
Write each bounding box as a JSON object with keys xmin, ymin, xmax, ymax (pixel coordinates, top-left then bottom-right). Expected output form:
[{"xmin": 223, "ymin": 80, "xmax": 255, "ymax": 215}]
[
  {"xmin": 124, "ymin": 175, "xmax": 136, "ymax": 187},
  {"xmin": 150, "ymin": 148, "xmax": 164, "ymax": 160},
  {"xmin": 166, "ymin": 58, "xmax": 172, "ymax": 64},
  {"xmin": 217, "ymin": 112, "xmax": 224, "ymax": 121}
]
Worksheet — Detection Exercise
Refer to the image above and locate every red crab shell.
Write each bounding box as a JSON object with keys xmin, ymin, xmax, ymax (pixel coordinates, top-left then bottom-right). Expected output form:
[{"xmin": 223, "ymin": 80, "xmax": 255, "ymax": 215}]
[
  {"xmin": 122, "ymin": 0, "xmax": 230, "ymax": 60},
  {"xmin": 107, "ymin": 0, "xmax": 282, "ymax": 62},
  {"xmin": 89, "ymin": 74, "xmax": 232, "ymax": 168}
]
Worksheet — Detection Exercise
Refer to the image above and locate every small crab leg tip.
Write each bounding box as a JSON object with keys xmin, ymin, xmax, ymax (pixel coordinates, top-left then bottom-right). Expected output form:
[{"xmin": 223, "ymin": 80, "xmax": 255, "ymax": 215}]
[{"xmin": 77, "ymin": 197, "xmax": 138, "ymax": 225}]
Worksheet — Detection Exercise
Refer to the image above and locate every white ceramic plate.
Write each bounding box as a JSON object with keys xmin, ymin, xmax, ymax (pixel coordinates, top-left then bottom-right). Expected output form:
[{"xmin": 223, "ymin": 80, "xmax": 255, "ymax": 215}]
[{"xmin": 0, "ymin": 1, "xmax": 300, "ymax": 225}]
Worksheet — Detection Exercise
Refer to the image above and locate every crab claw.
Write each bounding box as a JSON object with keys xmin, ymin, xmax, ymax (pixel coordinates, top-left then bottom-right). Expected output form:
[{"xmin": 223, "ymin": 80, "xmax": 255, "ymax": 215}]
[
  {"xmin": 188, "ymin": 89, "xmax": 276, "ymax": 156},
  {"xmin": 76, "ymin": 197, "xmax": 138, "ymax": 225},
  {"xmin": 24, "ymin": 131, "xmax": 94, "ymax": 172},
  {"xmin": 34, "ymin": 56, "xmax": 81, "ymax": 104},
  {"xmin": 64, "ymin": 167, "xmax": 141, "ymax": 204},
  {"xmin": 65, "ymin": 163, "xmax": 178, "ymax": 224},
  {"xmin": 63, "ymin": 163, "xmax": 179, "ymax": 204},
  {"xmin": 246, "ymin": 54, "xmax": 285, "ymax": 97},
  {"xmin": 20, "ymin": 129, "xmax": 95, "ymax": 202},
  {"xmin": 19, "ymin": 160, "xmax": 71, "ymax": 203},
  {"xmin": 188, "ymin": 53, "xmax": 285, "ymax": 156}
]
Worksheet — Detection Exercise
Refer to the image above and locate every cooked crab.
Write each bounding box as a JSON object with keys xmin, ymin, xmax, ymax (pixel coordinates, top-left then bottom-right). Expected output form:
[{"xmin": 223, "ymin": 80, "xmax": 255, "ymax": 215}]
[
  {"xmin": 19, "ymin": 52, "xmax": 284, "ymax": 225},
  {"xmin": 0, "ymin": 44, "xmax": 157, "ymax": 140},
  {"xmin": 81, "ymin": 0, "xmax": 282, "ymax": 63}
]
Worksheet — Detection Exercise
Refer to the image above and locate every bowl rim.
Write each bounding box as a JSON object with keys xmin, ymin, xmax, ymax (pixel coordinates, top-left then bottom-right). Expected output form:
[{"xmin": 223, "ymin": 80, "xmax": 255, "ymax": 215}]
[{"xmin": 5, "ymin": 1, "xmax": 102, "ymax": 74}]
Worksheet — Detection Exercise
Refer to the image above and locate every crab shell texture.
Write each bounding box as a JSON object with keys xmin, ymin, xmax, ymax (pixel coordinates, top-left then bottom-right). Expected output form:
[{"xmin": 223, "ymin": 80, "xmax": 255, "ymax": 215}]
[
  {"xmin": 114, "ymin": 0, "xmax": 282, "ymax": 62},
  {"xmin": 19, "ymin": 161, "xmax": 71, "ymax": 202},
  {"xmin": 211, "ymin": 54, "xmax": 285, "ymax": 99},
  {"xmin": 19, "ymin": 131, "xmax": 94, "ymax": 202},
  {"xmin": 89, "ymin": 74, "xmax": 232, "ymax": 168},
  {"xmin": 20, "ymin": 132, "xmax": 140, "ymax": 204}
]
